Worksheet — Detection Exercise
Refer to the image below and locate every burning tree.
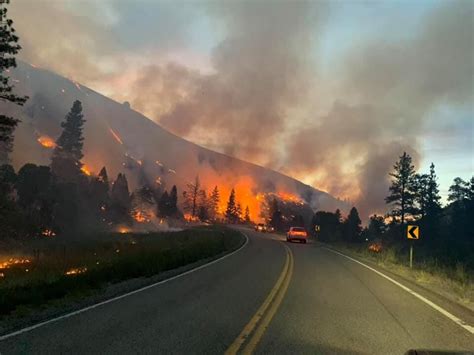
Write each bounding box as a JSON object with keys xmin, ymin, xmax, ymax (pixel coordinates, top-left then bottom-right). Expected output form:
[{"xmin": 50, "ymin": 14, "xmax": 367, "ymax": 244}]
[
  {"xmin": 225, "ymin": 188, "xmax": 239, "ymax": 223},
  {"xmin": 209, "ymin": 186, "xmax": 220, "ymax": 220},
  {"xmin": 158, "ymin": 185, "xmax": 179, "ymax": 218},
  {"xmin": 183, "ymin": 175, "xmax": 200, "ymax": 218},
  {"xmin": 244, "ymin": 205, "xmax": 251, "ymax": 223},
  {"xmin": 87, "ymin": 167, "xmax": 111, "ymax": 228},
  {"xmin": 0, "ymin": 0, "xmax": 28, "ymax": 163},
  {"xmin": 51, "ymin": 100, "xmax": 86, "ymax": 183}
]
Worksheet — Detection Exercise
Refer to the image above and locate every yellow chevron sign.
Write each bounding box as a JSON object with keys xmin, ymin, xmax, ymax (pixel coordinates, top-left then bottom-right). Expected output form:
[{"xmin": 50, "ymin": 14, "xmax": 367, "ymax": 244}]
[{"xmin": 407, "ymin": 225, "xmax": 419, "ymax": 240}]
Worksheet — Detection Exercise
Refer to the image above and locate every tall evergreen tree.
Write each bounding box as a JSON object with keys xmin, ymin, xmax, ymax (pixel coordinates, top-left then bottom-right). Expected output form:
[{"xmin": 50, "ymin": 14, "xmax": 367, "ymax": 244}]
[
  {"xmin": 414, "ymin": 173, "xmax": 429, "ymax": 218},
  {"xmin": 448, "ymin": 177, "xmax": 468, "ymax": 204},
  {"xmin": 158, "ymin": 190, "xmax": 170, "ymax": 217},
  {"xmin": 225, "ymin": 188, "xmax": 239, "ymax": 223},
  {"xmin": 169, "ymin": 185, "xmax": 178, "ymax": 216},
  {"xmin": 367, "ymin": 214, "xmax": 385, "ymax": 241},
  {"xmin": 51, "ymin": 100, "xmax": 86, "ymax": 182},
  {"xmin": 183, "ymin": 175, "xmax": 200, "ymax": 217},
  {"xmin": 385, "ymin": 152, "xmax": 417, "ymax": 224},
  {"xmin": 236, "ymin": 203, "xmax": 243, "ymax": 223},
  {"xmin": 209, "ymin": 186, "xmax": 220, "ymax": 219},
  {"xmin": 88, "ymin": 166, "xmax": 110, "ymax": 226},
  {"xmin": 425, "ymin": 163, "xmax": 442, "ymax": 218},
  {"xmin": 343, "ymin": 207, "xmax": 362, "ymax": 243},
  {"xmin": 110, "ymin": 173, "xmax": 132, "ymax": 225},
  {"xmin": 0, "ymin": 0, "xmax": 28, "ymax": 163},
  {"xmin": 244, "ymin": 205, "xmax": 251, "ymax": 223}
]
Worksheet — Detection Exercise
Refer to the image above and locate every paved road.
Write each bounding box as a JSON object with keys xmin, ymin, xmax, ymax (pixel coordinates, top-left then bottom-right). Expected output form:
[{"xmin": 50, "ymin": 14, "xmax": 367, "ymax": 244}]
[{"xmin": 1, "ymin": 228, "xmax": 473, "ymax": 354}]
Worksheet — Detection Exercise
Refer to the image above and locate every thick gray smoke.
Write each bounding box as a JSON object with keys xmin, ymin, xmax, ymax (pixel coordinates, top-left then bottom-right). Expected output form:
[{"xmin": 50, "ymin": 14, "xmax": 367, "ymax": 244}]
[{"xmin": 10, "ymin": 0, "xmax": 473, "ymax": 219}]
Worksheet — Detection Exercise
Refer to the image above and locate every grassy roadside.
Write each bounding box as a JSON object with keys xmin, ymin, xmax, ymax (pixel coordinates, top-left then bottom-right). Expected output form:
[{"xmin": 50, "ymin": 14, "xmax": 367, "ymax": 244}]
[
  {"xmin": 324, "ymin": 242, "xmax": 474, "ymax": 311},
  {"xmin": 0, "ymin": 226, "xmax": 244, "ymax": 319}
]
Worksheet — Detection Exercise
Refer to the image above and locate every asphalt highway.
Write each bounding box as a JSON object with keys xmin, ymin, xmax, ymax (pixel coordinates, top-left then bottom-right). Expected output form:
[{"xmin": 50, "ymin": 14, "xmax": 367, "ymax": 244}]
[{"xmin": 0, "ymin": 228, "xmax": 473, "ymax": 354}]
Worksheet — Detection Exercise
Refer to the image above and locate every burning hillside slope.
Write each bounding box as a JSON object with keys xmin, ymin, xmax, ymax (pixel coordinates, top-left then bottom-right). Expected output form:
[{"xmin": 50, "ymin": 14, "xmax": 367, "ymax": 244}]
[{"xmin": 2, "ymin": 62, "xmax": 349, "ymax": 220}]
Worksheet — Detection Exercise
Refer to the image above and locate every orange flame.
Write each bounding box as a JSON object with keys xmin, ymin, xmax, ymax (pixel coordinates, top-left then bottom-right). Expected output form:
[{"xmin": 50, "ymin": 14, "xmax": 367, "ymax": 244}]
[
  {"xmin": 81, "ymin": 165, "xmax": 92, "ymax": 176},
  {"xmin": 41, "ymin": 229, "xmax": 56, "ymax": 237},
  {"xmin": 109, "ymin": 128, "xmax": 124, "ymax": 145},
  {"xmin": 0, "ymin": 258, "xmax": 31, "ymax": 270},
  {"xmin": 37, "ymin": 135, "xmax": 56, "ymax": 148},
  {"xmin": 117, "ymin": 226, "xmax": 131, "ymax": 234},
  {"xmin": 133, "ymin": 210, "xmax": 151, "ymax": 223},
  {"xmin": 65, "ymin": 267, "xmax": 87, "ymax": 276}
]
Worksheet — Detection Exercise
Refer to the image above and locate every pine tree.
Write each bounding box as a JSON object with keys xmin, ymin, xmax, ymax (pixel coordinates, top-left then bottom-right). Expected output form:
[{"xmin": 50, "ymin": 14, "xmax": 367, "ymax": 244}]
[
  {"xmin": 343, "ymin": 207, "xmax": 362, "ymax": 243},
  {"xmin": 367, "ymin": 214, "xmax": 385, "ymax": 241},
  {"xmin": 425, "ymin": 163, "xmax": 442, "ymax": 218},
  {"xmin": 51, "ymin": 101, "xmax": 86, "ymax": 182},
  {"xmin": 448, "ymin": 177, "xmax": 468, "ymax": 203},
  {"xmin": 110, "ymin": 173, "xmax": 131, "ymax": 225},
  {"xmin": 244, "ymin": 205, "xmax": 251, "ymax": 223},
  {"xmin": 158, "ymin": 190, "xmax": 170, "ymax": 217},
  {"xmin": 209, "ymin": 186, "xmax": 220, "ymax": 219},
  {"xmin": 385, "ymin": 152, "xmax": 417, "ymax": 224},
  {"xmin": 88, "ymin": 166, "xmax": 110, "ymax": 226},
  {"xmin": 225, "ymin": 188, "xmax": 238, "ymax": 223},
  {"xmin": 183, "ymin": 175, "xmax": 200, "ymax": 217},
  {"xmin": 169, "ymin": 185, "xmax": 178, "ymax": 216},
  {"xmin": 0, "ymin": 0, "xmax": 28, "ymax": 163},
  {"xmin": 236, "ymin": 203, "xmax": 242, "ymax": 223},
  {"xmin": 414, "ymin": 173, "xmax": 429, "ymax": 218}
]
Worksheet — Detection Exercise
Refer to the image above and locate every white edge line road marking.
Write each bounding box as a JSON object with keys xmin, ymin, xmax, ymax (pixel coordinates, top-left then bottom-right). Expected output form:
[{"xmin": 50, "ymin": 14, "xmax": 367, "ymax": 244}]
[
  {"xmin": 324, "ymin": 248, "xmax": 474, "ymax": 335},
  {"xmin": 0, "ymin": 233, "xmax": 250, "ymax": 341}
]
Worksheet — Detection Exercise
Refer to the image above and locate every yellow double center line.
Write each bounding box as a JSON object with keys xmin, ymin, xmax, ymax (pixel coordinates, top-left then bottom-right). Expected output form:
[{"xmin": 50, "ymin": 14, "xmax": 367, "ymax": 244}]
[{"xmin": 225, "ymin": 244, "xmax": 294, "ymax": 355}]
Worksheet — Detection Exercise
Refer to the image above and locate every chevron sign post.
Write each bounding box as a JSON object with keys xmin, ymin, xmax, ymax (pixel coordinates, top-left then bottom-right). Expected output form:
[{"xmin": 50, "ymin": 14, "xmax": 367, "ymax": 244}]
[{"xmin": 407, "ymin": 225, "xmax": 420, "ymax": 268}]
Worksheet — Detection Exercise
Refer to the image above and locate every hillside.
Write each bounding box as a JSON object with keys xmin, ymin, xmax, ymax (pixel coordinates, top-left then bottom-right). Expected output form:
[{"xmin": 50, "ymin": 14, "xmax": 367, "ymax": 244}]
[{"xmin": 1, "ymin": 62, "xmax": 348, "ymax": 220}]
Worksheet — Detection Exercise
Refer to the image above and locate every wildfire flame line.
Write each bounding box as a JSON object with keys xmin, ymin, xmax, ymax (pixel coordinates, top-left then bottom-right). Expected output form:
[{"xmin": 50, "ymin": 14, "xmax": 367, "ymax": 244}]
[{"xmin": 109, "ymin": 128, "xmax": 124, "ymax": 145}]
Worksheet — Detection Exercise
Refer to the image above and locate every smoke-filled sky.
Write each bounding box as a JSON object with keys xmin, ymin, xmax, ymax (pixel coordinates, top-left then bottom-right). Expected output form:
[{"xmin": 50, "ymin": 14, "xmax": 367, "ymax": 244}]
[{"xmin": 10, "ymin": 0, "xmax": 473, "ymax": 217}]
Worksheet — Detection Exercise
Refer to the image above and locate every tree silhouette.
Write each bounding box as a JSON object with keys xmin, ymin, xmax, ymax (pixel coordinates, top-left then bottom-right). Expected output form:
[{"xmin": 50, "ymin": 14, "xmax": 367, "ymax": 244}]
[
  {"xmin": 209, "ymin": 186, "xmax": 220, "ymax": 220},
  {"xmin": 169, "ymin": 185, "xmax": 178, "ymax": 216},
  {"xmin": 244, "ymin": 205, "xmax": 251, "ymax": 223},
  {"xmin": 51, "ymin": 100, "xmax": 86, "ymax": 183},
  {"xmin": 448, "ymin": 177, "xmax": 468, "ymax": 203},
  {"xmin": 183, "ymin": 175, "xmax": 200, "ymax": 217},
  {"xmin": 110, "ymin": 173, "xmax": 132, "ymax": 225},
  {"xmin": 343, "ymin": 207, "xmax": 362, "ymax": 243},
  {"xmin": 225, "ymin": 188, "xmax": 239, "ymax": 223},
  {"xmin": 385, "ymin": 152, "xmax": 417, "ymax": 224},
  {"xmin": 0, "ymin": 0, "xmax": 28, "ymax": 163}
]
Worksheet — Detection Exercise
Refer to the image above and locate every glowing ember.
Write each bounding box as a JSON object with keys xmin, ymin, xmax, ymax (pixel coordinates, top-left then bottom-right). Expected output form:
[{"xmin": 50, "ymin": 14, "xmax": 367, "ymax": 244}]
[
  {"xmin": 155, "ymin": 177, "xmax": 162, "ymax": 185},
  {"xmin": 155, "ymin": 160, "xmax": 164, "ymax": 167},
  {"xmin": 117, "ymin": 226, "xmax": 131, "ymax": 234},
  {"xmin": 168, "ymin": 169, "xmax": 176, "ymax": 174},
  {"xmin": 0, "ymin": 272, "xmax": 4, "ymax": 278},
  {"xmin": 133, "ymin": 210, "xmax": 150, "ymax": 223},
  {"xmin": 369, "ymin": 242, "xmax": 383, "ymax": 253},
  {"xmin": 184, "ymin": 213, "xmax": 199, "ymax": 222},
  {"xmin": 81, "ymin": 165, "xmax": 92, "ymax": 176},
  {"xmin": 109, "ymin": 128, "xmax": 124, "ymax": 145},
  {"xmin": 0, "ymin": 258, "xmax": 31, "ymax": 270},
  {"xmin": 41, "ymin": 229, "xmax": 56, "ymax": 237},
  {"xmin": 65, "ymin": 267, "xmax": 87, "ymax": 276},
  {"xmin": 37, "ymin": 135, "xmax": 56, "ymax": 148}
]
